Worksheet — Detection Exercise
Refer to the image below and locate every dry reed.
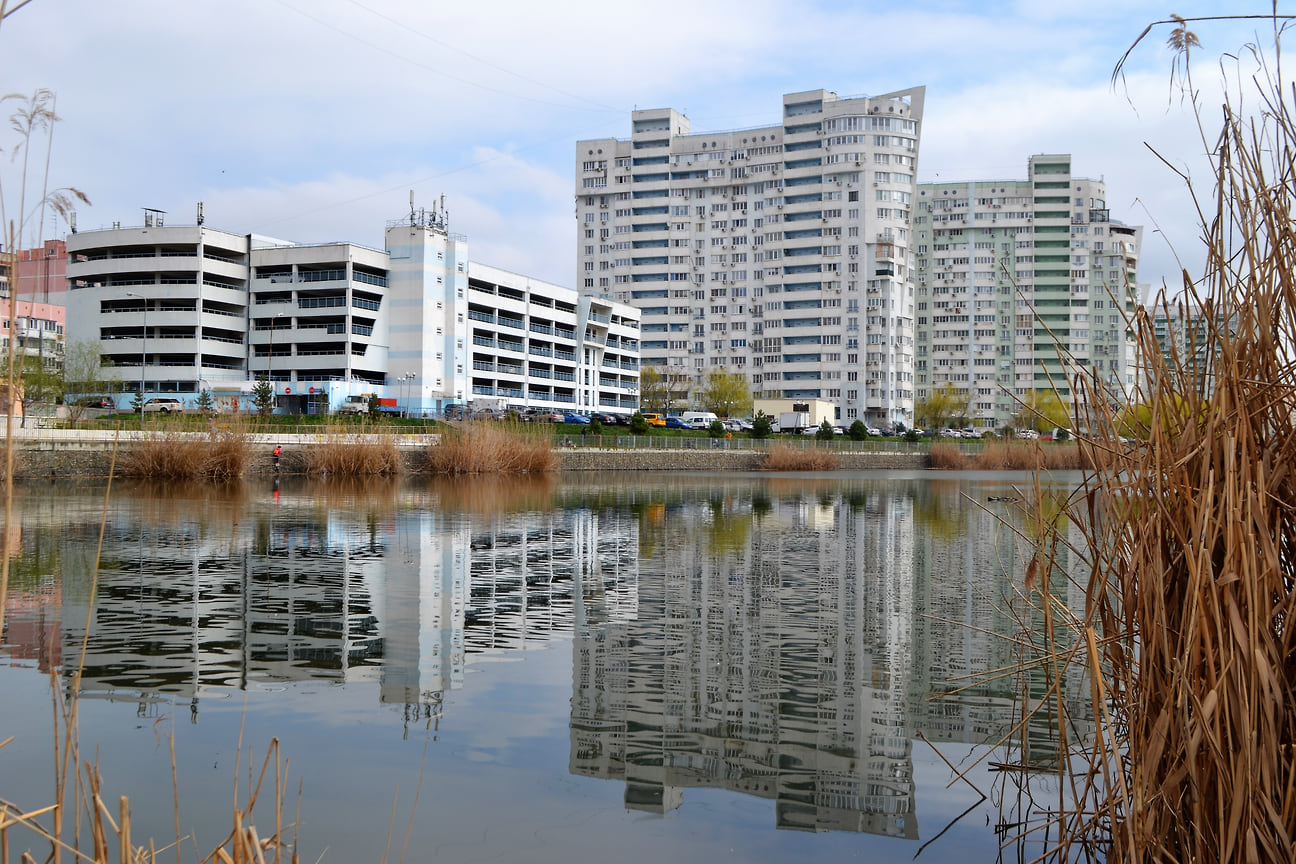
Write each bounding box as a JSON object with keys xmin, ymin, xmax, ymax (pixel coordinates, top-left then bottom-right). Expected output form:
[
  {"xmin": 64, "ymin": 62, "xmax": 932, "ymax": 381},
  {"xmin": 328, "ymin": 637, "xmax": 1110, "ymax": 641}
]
[
  {"xmin": 993, "ymin": 21, "xmax": 1296, "ymax": 862},
  {"xmin": 425, "ymin": 421, "xmax": 555, "ymax": 475},
  {"xmin": 118, "ymin": 431, "xmax": 251, "ymax": 480},
  {"xmin": 929, "ymin": 440, "xmax": 1084, "ymax": 471},
  {"xmin": 760, "ymin": 444, "xmax": 840, "ymax": 471},
  {"xmin": 301, "ymin": 433, "xmax": 402, "ymax": 476}
]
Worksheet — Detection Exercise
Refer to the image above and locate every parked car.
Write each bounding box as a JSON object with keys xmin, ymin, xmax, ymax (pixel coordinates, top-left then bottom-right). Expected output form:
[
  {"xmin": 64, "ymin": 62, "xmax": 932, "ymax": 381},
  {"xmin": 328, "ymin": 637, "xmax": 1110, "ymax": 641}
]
[
  {"xmin": 563, "ymin": 412, "xmax": 591, "ymax": 425},
  {"xmin": 723, "ymin": 419, "xmax": 744, "ymax": 432},
  {"xmin": 641, "ymin": 413, "xmax": 666, "ymax": 427},
  {"xmin": 1017, "ymin": 429, "xmax": 1040, "ymax": 440},
  {"xmin": 665, "ymin": 417, "xmax": 691, "ymax": 429},
  {"xmin": 591, "ymin": 413, "xmax": 620, "ymax": 425},
  {"xmin": 76, "ymin": 396, "xmax": 115, "ymax": 409},
  {"xmin": 141, "ymin": 397, "xmax": 183, "ymax": 414}
]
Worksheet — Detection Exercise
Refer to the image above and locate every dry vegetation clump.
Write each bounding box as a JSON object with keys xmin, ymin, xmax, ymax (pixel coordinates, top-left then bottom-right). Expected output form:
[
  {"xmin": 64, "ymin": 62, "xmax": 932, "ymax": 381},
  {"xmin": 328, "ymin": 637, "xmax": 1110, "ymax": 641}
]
[
  {"xmin": 119, "ymin": 430, "xmax": 251, "ymax": 480},
  {"xmin": 761, "ymin": 444, "xmax": 839, "ymax": 471},
  {"xmin": 1, "ymin": 671, "xmax": 300, "ymax": 864},
  {"xmin": 927, "ymin": 441, "xmax": 971, "ymax": 469},
  {"xmin": 992, "ymin": 21, "xmax": 1296, "ymax": 862},
  {"xmin": 425, "ymin": 421, "xmax": 555, "ymax": 475},
  {"xmin": 928, "ymin": 440, "xmax": 1083, "ymax": 470},
  {"xmin": 301, "ymin": 434, "xmax": 402, "ymax": 476}
]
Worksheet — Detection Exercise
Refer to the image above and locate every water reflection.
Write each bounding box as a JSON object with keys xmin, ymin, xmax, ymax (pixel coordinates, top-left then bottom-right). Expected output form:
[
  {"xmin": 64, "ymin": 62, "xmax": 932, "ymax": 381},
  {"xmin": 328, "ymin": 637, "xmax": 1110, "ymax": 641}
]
[{"xmin": 1, "ymin": 472, "xmax": 1091, "ymax": 849}]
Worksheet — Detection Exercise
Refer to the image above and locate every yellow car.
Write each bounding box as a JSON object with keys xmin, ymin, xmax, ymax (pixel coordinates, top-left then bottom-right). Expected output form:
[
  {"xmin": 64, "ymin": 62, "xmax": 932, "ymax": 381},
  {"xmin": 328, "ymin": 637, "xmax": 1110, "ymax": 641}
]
[{"xmin": 641, "ymin": 413, "xmax": 666, "ymax": 427}]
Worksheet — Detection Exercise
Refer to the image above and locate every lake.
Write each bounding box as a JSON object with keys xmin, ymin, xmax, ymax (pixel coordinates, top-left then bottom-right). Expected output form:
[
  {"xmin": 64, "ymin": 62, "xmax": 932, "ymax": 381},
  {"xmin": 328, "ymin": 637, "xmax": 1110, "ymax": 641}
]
[{"xmin": 0, "ymin": 471, "xmax": 1090, "ymax": 863}]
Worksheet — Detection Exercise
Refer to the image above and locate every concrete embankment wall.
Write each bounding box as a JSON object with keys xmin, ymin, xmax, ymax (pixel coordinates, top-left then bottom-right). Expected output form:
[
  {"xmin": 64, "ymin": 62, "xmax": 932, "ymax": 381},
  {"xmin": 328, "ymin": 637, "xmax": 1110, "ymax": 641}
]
[{"xmin": 4, "ymin": 436, "xmax": 929, "ymax": 478}]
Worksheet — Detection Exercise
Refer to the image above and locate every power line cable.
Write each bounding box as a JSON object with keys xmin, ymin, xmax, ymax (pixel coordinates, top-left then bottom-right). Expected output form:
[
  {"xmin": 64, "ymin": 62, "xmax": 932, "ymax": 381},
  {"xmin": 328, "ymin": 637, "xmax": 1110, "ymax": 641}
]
[
  {"xmin": 341, "ymin": 0, "xmax": 621, "ymax": 113},
  {"xmin": 270, "ymin": 0, "xmax": 620, "ymax": 114}
]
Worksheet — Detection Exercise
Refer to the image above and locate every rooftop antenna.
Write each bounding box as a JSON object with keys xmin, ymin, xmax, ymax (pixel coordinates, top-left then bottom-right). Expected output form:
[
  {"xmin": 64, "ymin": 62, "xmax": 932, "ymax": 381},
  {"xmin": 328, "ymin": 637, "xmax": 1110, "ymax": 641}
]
[
  {"xmin": 196, "ymin": 201, "xmax": 205, "ymax": 226},
  {"xmin": 143, "ymin": 207, "xmax": 166, "ymax": 228},
  {"xmin": 69, "ymin": 212, "xmax": 77, "ymax": 234},
  {"xmin": 409, "ymin": 190, "xmax": 416, "ymax": 226}
]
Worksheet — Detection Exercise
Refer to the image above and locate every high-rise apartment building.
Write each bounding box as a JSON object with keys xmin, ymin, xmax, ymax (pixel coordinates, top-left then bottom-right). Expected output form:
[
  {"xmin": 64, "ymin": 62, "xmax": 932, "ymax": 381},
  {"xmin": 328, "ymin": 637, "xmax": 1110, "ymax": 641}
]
[
  {"xmin": 913, "ymin": 155, "xmax": 1141, "ymax": 430},
  {"xmin": 577, "ymin": 87, "xmax": 925, "ymax": 428}
]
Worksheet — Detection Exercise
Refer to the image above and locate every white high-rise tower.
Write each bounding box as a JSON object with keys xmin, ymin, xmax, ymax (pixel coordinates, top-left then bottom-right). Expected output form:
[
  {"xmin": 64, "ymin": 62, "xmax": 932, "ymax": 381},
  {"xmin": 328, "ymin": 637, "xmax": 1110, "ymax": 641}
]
[{"xmin": 576, "ymin": 87, "xmax": 925, "ymax": 428}]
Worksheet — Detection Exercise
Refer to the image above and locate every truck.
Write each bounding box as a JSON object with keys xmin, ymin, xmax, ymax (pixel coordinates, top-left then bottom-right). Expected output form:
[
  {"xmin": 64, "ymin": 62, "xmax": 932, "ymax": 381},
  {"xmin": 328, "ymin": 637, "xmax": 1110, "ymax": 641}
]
[
  {"xmin": 778, "ymin": 411, "xmax": 812, "ymax": 433},
  {"xmin": 336, "ymin": 395, "xmax": 370, "ymax": 415}
]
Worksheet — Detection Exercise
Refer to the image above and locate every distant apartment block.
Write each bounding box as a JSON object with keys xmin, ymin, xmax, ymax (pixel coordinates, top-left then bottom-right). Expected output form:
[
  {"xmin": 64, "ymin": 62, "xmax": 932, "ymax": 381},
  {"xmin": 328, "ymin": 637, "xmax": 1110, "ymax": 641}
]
[
  {"xmin": 64, "ymin": 206, "xmax": 639, "ymax": 415},
  {"xmin": 1147, "ymin": 295, "xmax": 1236, "ymax": 399},
  {"xmin": 913, "ymin": 155, "xmax": 1141, "ymax": 430},
  {"xmin": 577, "ymin": 87, "xmax": 924, "ymax": 428}
]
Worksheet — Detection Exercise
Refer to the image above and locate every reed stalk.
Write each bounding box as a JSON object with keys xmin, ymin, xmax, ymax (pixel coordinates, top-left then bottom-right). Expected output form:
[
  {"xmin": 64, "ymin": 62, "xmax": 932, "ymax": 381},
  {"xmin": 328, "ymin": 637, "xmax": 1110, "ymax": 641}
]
[{"xmin": 994, "ymin": 19, "xmax": 1296, "ymax": 862}]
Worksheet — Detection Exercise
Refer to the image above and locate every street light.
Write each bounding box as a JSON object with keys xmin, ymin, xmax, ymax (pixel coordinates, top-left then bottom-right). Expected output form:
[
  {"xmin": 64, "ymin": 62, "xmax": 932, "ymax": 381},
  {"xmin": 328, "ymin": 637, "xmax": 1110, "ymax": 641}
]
[
  {"xmin": 267, "ymin": 312, "xmax": 285, "ymax": 411},
  {"xmin": 126, "ymin": 291, "xmax": 146, "ymax": 420},
  {"xmin": 401, "ymin": 372, "xmax": 415, "ymax": 417}
]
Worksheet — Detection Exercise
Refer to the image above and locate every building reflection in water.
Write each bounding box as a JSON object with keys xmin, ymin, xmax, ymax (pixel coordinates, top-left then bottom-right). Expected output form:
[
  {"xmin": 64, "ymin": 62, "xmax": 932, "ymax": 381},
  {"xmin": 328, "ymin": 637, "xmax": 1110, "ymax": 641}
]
[
  {"xmin": 1, "ymin": 475, "xmax": 1090, "ymax": 838},
  {"xmin": 567, "ymin": 478, "xmax": 1092, "ymax": 837}
]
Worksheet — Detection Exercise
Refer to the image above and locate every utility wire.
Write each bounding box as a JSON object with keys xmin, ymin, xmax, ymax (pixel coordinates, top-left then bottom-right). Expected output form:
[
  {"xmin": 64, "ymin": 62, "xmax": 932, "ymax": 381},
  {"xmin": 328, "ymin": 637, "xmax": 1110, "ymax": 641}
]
[
  {"xmin": 341, "ymin": 0, "xmax": 621, "ymax": 113},
  {"xmin": 271, "ymin": 0, "xmax": 621, "ymax": 114}
]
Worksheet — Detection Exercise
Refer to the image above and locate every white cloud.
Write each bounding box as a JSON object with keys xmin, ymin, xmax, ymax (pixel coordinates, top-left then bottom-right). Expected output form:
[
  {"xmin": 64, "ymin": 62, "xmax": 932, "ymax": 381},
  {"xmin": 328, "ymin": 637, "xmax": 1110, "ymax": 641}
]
[{"xmin": 2, "ymin": 0, "xmax": 1289, "ymax": 298}]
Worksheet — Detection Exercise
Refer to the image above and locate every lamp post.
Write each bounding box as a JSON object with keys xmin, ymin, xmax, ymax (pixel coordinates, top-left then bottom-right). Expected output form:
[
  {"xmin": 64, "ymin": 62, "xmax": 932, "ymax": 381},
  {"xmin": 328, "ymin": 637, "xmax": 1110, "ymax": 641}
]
[
  {"xmin": 402, "ymin": 372, "xmax": 414, "ymax": 417},
  {"xmin": 126, "ymin": 292, "xmax": 146, "ymax": 420},
  {"xmin": 267, "ymin": 312, "xmax": 285, "ymax": 412}
]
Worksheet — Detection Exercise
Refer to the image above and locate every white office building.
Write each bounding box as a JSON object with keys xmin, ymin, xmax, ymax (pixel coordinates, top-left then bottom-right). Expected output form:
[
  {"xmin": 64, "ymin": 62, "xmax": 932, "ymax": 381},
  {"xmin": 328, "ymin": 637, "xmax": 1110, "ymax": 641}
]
[
  {"xmin": 913, "ymin": 155, "xmax": 1141, "ymax": 430},
  {"xmin": 65, "ymin": 205, "xmax": 639, "ymax": 415},
  {"xmin": 576, "ymin": 87, "xmax": 924, "ymax": 428}
]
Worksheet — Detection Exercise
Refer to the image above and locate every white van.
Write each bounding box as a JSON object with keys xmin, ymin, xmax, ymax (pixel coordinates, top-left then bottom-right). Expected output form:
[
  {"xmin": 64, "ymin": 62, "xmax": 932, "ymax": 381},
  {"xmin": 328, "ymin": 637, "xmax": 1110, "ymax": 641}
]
[{"xmin": 680, "ymin": 411, "xmax": 719, "ymax": 429}]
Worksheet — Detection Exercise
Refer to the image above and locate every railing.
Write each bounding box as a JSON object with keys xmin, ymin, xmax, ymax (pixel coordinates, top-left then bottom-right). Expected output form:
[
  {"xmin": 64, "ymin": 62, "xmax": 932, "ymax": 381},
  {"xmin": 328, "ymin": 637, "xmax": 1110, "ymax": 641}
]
[{"xmin": 299, "ymin": 297, "xmax": 346, "ymax": 309}]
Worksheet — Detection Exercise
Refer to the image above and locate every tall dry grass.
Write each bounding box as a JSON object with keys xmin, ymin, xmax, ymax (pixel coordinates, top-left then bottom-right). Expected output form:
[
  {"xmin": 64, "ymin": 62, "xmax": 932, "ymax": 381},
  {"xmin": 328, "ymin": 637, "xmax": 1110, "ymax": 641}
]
[
  {"xmin": 928, "ymin": 440, "xmax": 1084, "ymax": 470},
  {"xmin": 301, "ymin": 434, "xmax": 402, "ymax": 476},
  {"xmin": 119, "ymin": 430, "xmax": 251, "ymax": 480},
  {"xmin": 760, "ymin": 444, "xmax": 839, "ymax": 471},
  {"xmin": 993, "ymin": 21, "xmax": 1296, "ymax": 862},
  {"xmin": 426, "ymin": 421, "xmax": 555, "ymax": 475}
]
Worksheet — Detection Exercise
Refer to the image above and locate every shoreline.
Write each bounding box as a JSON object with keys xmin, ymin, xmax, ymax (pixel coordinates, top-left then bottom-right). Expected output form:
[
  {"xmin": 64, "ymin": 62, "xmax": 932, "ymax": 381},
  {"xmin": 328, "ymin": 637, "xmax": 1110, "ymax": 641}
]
[{"xmin": 3, "ymin": 441, "xmax": 930, "ymax": 478}]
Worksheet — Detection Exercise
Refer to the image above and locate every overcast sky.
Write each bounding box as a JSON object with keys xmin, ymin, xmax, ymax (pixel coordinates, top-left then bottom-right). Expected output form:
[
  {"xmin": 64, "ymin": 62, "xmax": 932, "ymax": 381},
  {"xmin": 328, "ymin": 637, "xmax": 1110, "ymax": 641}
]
[{"xmin": 1, "ymin": 1, "xmax": 1284, "ymax": 296}]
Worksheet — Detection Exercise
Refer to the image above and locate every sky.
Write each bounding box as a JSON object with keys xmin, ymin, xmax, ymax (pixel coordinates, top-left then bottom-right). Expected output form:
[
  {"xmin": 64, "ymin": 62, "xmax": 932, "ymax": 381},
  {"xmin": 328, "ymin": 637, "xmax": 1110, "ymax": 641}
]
[{"xmin": 1, "ymin": 1, "xmax": 1286, "ymax": 296}]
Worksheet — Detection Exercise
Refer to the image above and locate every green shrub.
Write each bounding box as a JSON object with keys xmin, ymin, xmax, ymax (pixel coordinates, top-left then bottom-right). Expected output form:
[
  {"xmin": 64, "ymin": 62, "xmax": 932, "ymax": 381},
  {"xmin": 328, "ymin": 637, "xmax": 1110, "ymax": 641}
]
[
  {"xmin": 814, "ymin": 420, "xmax": 835, "ymax": 441},
  {"xmin": 751, "ymin": 411, "xmax": 773, "ymax": 439},
  {"xmin": 629, "ymin": 411, "xmax": 650, "ymax": 434},
  {"xmin": 707, "ymin": 420, "xmax": 725, "ymax": 438},
  {"xmin": 848, "ymin": 420, "xmax": 868, "ymax": 441}
]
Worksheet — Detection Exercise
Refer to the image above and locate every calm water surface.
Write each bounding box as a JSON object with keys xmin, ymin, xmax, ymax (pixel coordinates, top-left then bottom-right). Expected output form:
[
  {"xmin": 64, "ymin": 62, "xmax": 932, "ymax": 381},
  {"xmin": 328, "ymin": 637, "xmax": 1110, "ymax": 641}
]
[{"xmin": 0, "ymin": 471, "xmax": 1088, "ymax": 863}]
